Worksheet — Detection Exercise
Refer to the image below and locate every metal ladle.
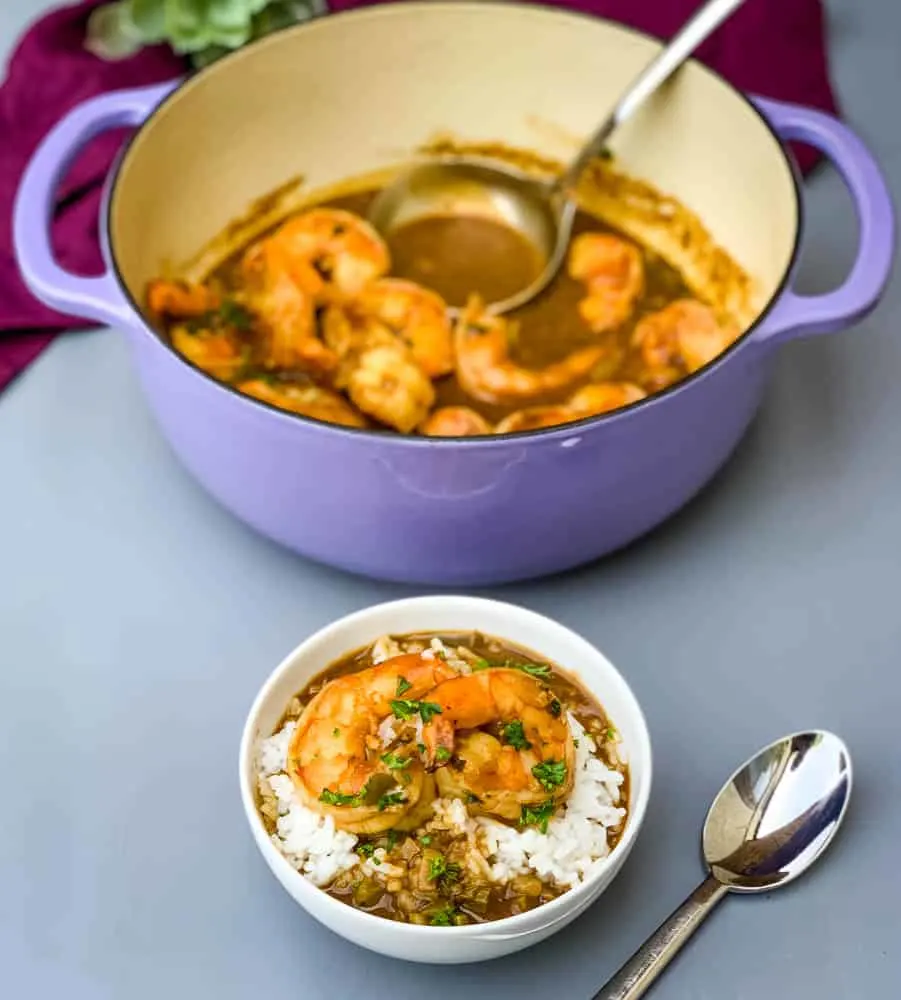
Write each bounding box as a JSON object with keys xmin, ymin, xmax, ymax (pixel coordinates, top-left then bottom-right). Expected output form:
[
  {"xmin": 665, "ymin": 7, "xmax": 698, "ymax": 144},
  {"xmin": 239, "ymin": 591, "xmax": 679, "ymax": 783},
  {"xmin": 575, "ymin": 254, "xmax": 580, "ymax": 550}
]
[
  {"xmin": 594, "ymin": 730, "xmax": 853, "ymax": 1000},
  {"xmin": 369, "ymin": 0, "xmax": 748, "ymax": 316}
]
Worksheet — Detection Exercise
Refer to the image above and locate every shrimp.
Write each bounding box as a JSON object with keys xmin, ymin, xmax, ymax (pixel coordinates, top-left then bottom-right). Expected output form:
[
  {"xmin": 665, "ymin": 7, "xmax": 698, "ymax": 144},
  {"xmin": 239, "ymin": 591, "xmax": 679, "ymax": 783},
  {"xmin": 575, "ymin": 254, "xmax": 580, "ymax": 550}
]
[
  {"xmin": 356, "ymin": 279, "xmax": 454, "ymax": 378},
  {"xmin": 237, "ymin": 378, "xmax": 367, "ymax": 428},
  {"xmin": 568, "ymin": 381, "xmax": 646, "ymax": 416},
  {"xmin": 147, "ymin": 279, "xmax": 221, "ymax": 319},
  {"xmin": 422, "ymin": 667, "xmax": 575, "ymax": 822},
  {"xmin": 270, "ymin": 208, "xmax": 390, "ymax": 299},
  {"xmin": 321, "ymin": 301, "xmax": 394, "ymax": 361},
  {"xmin": 493, "ymin": 405, "xmax": 579, "ymax": 435},
  {"xmin": 568, "ymin": 233, "xmax": 644, "ymax": 333},
  {"xmin": 493, "ymin": 380, "xmax": 646, "ymax": 434},
  {"xmin": 420, "ymin": 406, "xmax": 493, "ymax": 437},
  {"xmin": 632, "ymin": 299, "xmax": 737, "ymax": 377},
  {"xmin": 322, "ymin": 305, "xmax": 436, "ymax": 433},
  {"xmin": 287, "ymin": 653, "xmax": 456, "ymax": 833},
  {"xmin": 345, "ymin": 341, "xmax": 436, "ymax": 434},
  {"xmin": 673, "ymin": 301, "xmax": 740, "ymax": 371},
  {"xmin": 454, "ymin": 297, "xmax": 606, "ymax": 405},
  {"xmin": 170, "ymin": 324, "xmax": 248, "ymax": 381},
  {"xmin": 240, "ymin": 239, "xmax": 337, "ymax": 375}
]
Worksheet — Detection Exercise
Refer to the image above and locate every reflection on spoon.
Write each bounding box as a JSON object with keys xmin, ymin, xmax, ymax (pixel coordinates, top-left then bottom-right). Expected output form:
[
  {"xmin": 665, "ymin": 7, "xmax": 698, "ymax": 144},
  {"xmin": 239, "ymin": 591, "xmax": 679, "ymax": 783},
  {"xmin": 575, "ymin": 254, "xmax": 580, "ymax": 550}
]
[{"xmin": 593, "ymin": 730, "xmax": 852, "ymax": 1000}]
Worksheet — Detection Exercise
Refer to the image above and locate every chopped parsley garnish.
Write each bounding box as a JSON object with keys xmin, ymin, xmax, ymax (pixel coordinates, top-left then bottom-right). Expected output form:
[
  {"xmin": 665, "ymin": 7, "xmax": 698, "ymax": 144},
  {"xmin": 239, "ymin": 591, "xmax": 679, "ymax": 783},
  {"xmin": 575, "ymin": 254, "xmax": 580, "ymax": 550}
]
[
  {"xmin": 435, "ymin": 747, "xmax": 452, "ymax": 763},
  {"xmin": 417, "ymin": 742, "xmax": 427, "ymax": 754},
  {"xmin": 391, "ymin": 699, "xmax": 442, "ymax": 723},
  {"xmin": 428, "ymin": 854, "xmax": 462, "ymax": 884},
  {"xmin": 390, "ymin": 699, "xmax": 418, "ymax": 720},
  {"xmin": 356, "ymin": 843, "xmax": 376, "ymax": 859},
  {"xmin": 319, "ymin": 785, "xmax": 367, "ymax": 807},
  {"xmin": 520, "ymin": 800, "xmax": 557, "ymax": 834},
  {"xmin": 332, "ymin": 727, "xmax": 340, "ymax": 738},
  {"xmin": 381, "ymin": 751, "xmax": 411, "ymax": 770},
  {"xmin": 472, "ymin": 658, "xmax": 552, "ymax": 679},
  {"xmin": 429, "ymin": 905, "xmax": 459, "ymax": 927},
  {"xmin": 218, "ymin": 299, "xmax": 252, "ymax": 331},
  {"xmin": 606, "ymin": 727, "xmax": 618, "ymax": 741},
  {"xmin": 502, "ymin": 720, "xmax": 532, "ymax": 750},
  {"xmin": 548, "ymin": 698, "xmax": 562, "ymax": 718},
  {"xmin": 418, "ymin": 701, "xmax": 442, "ymax": 723},
  {"xmin": 386, "ymin": 830, "xmax": 402, "ymax": 851},
  {"xmin": 395, "ymin": 676, "xmax": 412, "ymax": 697},
  {"xmin": 515, "ymin": 662, "xmax": 553, "ymax": 679},
  {"xmin": 573, "ymin": 738, "xmax": 580, "ymax": 749},
  {"xmin": 465, "ymin": 793, "xmax": 480, "ymax": 804},
  {"xmin": 531, "ymin": 759, "xmax": 567, "ymax": 792},
  {"xmin": 419, "ymin": 835, "xmax": 432, "ymax": 846},
  {"xmin": 377, "ymin": 790, "xmax": 406, "ymax": 811}
]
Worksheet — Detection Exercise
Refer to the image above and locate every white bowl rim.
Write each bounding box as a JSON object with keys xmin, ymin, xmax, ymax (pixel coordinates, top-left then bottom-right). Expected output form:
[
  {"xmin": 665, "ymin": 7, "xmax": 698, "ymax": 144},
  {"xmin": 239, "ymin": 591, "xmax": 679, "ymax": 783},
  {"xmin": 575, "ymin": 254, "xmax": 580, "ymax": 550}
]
[{"xmin": 238, "ymin": 594, "xmax": 653, "ymax": 938}]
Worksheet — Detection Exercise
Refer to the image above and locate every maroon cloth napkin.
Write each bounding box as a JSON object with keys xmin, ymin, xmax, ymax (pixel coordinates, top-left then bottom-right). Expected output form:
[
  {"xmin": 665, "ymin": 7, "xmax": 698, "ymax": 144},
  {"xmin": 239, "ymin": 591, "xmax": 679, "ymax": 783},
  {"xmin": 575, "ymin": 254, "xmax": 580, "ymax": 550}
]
[
  {"xmin": 0, "ymin": 0, "xmax": 838, "ymax": 393},
  {"xmin": 0, "ymin": 2, "xmax": 182, "ymax": 391}
]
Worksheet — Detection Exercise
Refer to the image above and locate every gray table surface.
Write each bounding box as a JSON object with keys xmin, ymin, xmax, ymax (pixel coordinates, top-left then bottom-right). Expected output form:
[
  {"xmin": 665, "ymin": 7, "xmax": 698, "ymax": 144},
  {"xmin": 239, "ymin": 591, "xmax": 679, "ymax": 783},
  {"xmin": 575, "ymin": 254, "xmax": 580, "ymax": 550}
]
[{"xmin": 3, "ymin": 1, "xmax": 901, "ymax": 997}]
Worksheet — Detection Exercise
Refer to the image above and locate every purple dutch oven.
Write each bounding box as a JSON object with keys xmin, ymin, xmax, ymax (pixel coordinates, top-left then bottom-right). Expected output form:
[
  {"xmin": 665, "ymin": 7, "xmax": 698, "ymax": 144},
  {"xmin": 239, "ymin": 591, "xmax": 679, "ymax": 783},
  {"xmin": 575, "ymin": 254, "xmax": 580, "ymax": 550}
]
[{"xmin": 13, "ymin": 3, "xmax": 895, "ymax": 585}]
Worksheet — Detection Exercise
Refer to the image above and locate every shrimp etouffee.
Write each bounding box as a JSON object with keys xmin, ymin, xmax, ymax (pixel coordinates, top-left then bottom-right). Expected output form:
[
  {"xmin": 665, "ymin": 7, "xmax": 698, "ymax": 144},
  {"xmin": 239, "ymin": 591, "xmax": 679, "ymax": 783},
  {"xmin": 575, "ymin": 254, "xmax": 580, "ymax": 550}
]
[
  {"xmin": 146, "ymin": 188, "xmax": 741, "ymax": 436},
  {"xmin": 256, "ymin": 632, "xmax": 630, "ymax": 926}
]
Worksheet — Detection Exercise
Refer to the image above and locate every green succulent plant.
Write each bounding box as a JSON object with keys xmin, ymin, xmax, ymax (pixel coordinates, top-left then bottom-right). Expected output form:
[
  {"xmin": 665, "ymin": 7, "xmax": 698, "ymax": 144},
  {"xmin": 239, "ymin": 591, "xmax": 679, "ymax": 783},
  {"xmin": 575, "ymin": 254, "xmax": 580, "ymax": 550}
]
[{"xmin": 86, "ymin": 0, "xmax": 322, "ymax": 67}]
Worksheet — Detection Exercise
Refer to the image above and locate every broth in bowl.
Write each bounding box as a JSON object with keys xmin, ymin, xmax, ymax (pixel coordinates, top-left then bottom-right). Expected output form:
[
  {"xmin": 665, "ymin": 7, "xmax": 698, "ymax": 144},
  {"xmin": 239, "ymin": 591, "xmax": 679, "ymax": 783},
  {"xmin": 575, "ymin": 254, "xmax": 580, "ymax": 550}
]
[{"xmin": 255, "ymin": 630, "xmax": 629, "ymax": 927}]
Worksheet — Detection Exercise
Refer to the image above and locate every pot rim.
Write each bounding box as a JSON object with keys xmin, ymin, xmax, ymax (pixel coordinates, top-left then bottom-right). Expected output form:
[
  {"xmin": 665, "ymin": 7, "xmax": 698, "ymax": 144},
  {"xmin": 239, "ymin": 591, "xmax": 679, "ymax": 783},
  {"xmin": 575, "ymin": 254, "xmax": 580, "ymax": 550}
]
[{"xmin": 107, "ymin": 0, "xmax": 803, "ymax": 448}]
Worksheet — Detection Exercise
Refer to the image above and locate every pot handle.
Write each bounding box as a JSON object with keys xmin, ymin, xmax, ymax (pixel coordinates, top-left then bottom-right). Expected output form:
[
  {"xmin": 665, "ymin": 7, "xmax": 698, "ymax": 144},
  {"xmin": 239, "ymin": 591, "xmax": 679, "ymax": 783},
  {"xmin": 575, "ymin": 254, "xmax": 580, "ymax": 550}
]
[
  {"xmin": 752, "ymin": 96, "xmax": 895, "ymax": 345},
  {"xmin": 13, "ymin": 79, "xmax": 181, "ymax": 328}
]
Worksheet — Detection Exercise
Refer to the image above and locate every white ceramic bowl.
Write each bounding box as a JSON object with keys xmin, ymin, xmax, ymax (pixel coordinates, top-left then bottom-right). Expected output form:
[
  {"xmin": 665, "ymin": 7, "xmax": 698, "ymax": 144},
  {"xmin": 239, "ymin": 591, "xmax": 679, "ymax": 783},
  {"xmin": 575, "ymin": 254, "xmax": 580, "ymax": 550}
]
[{"xmin": 239, "ymin": 596, "xmax": 652, "ymax": 963}]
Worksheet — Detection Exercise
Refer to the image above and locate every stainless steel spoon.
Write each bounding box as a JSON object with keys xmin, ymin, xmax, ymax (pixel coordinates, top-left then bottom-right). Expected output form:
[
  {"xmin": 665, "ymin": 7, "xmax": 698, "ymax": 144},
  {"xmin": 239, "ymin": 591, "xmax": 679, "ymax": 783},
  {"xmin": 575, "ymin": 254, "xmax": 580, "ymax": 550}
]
[
  {"xmin": 594, "ymin": 730, "xmax": 853, "ymax": 1000},
  {"xmin": 369, "ymin": 0, "xmax": 748, "ymax": 316}
]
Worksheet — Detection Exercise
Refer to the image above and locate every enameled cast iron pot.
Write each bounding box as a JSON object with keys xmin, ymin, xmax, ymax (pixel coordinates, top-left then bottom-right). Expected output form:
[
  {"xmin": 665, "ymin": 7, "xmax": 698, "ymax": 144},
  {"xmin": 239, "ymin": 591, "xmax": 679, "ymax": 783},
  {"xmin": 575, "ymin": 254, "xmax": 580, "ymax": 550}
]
[{"xmin": 14, "ymin": 3, "xmax": 895, "ymax": 586}]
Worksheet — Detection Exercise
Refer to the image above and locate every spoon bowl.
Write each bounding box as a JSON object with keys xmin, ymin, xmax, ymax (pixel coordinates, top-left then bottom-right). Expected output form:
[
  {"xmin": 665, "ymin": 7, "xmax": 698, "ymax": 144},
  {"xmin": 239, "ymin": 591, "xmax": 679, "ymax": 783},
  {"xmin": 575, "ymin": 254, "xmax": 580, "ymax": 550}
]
[
  {"xmin": 369, "ymin": 0, "xmax": 749, "ymax": 314},
  {"xmin": 595, "ymin": 730, "xmax": 852, "ymax": 1000},
  {"xmin": 367, "ymin": 158, "xmax": 571, "ymax": 317},
  {"xmin": 704, "ymin": 730, "xmax": 852, "ymax": 892}
]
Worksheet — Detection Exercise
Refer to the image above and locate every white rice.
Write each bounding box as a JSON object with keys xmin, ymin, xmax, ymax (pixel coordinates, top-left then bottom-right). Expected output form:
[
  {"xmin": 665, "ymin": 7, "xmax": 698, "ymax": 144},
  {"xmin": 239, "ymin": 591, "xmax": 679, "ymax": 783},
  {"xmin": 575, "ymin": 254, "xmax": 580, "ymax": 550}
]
[
  {"xmin": 370, "ymin": 634, "xmax": 402, "ymax": 664},
  {"xmin": 257, "ymin": 721, "xmax": 359, "ymax": 886},
  {"xmin": 377, "ymin": 715, "xmax": 397, "ymax": 747},
  {"xmin": 255, "ymin": 710, "xmax": 626, "ymax": 891},
  {"xmin": 477, "ymin": 715, "xmax": 626, "ymax": 887}
]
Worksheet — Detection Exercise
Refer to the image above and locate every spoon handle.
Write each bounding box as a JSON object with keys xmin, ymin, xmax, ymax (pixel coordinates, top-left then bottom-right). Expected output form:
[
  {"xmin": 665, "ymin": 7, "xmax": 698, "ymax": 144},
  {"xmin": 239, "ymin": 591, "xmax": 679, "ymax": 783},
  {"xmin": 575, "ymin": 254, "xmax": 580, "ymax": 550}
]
[
  {"xmin": 557, "ymin": 0, "xmax": 748, "ymax": 195},
  {"xmin": 591, "ymin": 876, "xmax": 728, "ymax": 1000}
]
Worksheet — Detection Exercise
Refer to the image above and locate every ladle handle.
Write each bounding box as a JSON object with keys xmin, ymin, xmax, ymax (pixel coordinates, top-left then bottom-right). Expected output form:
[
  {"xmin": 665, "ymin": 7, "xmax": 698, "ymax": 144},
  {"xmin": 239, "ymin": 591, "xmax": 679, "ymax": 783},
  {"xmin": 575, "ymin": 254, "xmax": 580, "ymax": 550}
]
[
  {"xmin": 557, "ymin": 0, "xmax": 748, "ymax": 196},
  {"xmin": 591, "ymin": 876, "xmax": 728, "ymax": 1000}
]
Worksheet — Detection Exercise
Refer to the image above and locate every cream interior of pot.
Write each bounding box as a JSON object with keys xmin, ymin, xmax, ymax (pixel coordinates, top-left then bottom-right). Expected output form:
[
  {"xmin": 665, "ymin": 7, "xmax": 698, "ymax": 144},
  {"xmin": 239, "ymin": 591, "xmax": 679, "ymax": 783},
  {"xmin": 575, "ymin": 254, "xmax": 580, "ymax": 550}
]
[{"xmin": 109, "ymin": 2, "xmax": 798, "ymax": 329}]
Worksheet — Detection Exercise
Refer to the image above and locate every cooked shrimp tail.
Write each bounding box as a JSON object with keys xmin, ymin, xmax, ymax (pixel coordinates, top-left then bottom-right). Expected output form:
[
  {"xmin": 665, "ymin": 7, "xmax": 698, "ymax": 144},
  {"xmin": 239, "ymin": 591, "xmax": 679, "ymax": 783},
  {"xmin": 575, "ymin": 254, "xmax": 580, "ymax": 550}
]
[
  {"xmin": 147, "ymin": 279, "xmax": 221, "ymax": 319},
  {"xmin": 420, "ymin": 406, "xmax": 493, "ymax": 437},
  {"xmin": 567, "ymin": 233, "xmax": 644, "ymax": 334},
  {"xmin": 239, "ymin": 239, "xmax": 336, "ymax": 373},
  {"xmin": 632, "ymin": 299, "xmax": 738, "ymax": 389},
  {"xmin": 270, "ymin": 207, "xmax": 390, "ymax": 299},
  {"xmin": 454, "ymin": 296, "xmax": 607, "ymax": 405},
  {"xmin": 322, "ymin": 304, "xmax": 436, "ymax": 433},
  {"xmin": 421, "ymin": 667, "xmax": 575, "ymax": 821},
  {"xmin": 357, "ymin": 278, "xmax": 454, "ymax": 378},
  {"xmin": 238, "ymin": 378, "xmax": 367, "ymax": 427},
  {"xmin": 288, "ymin": 653, "xmax": 456, "ymax": 834}
]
